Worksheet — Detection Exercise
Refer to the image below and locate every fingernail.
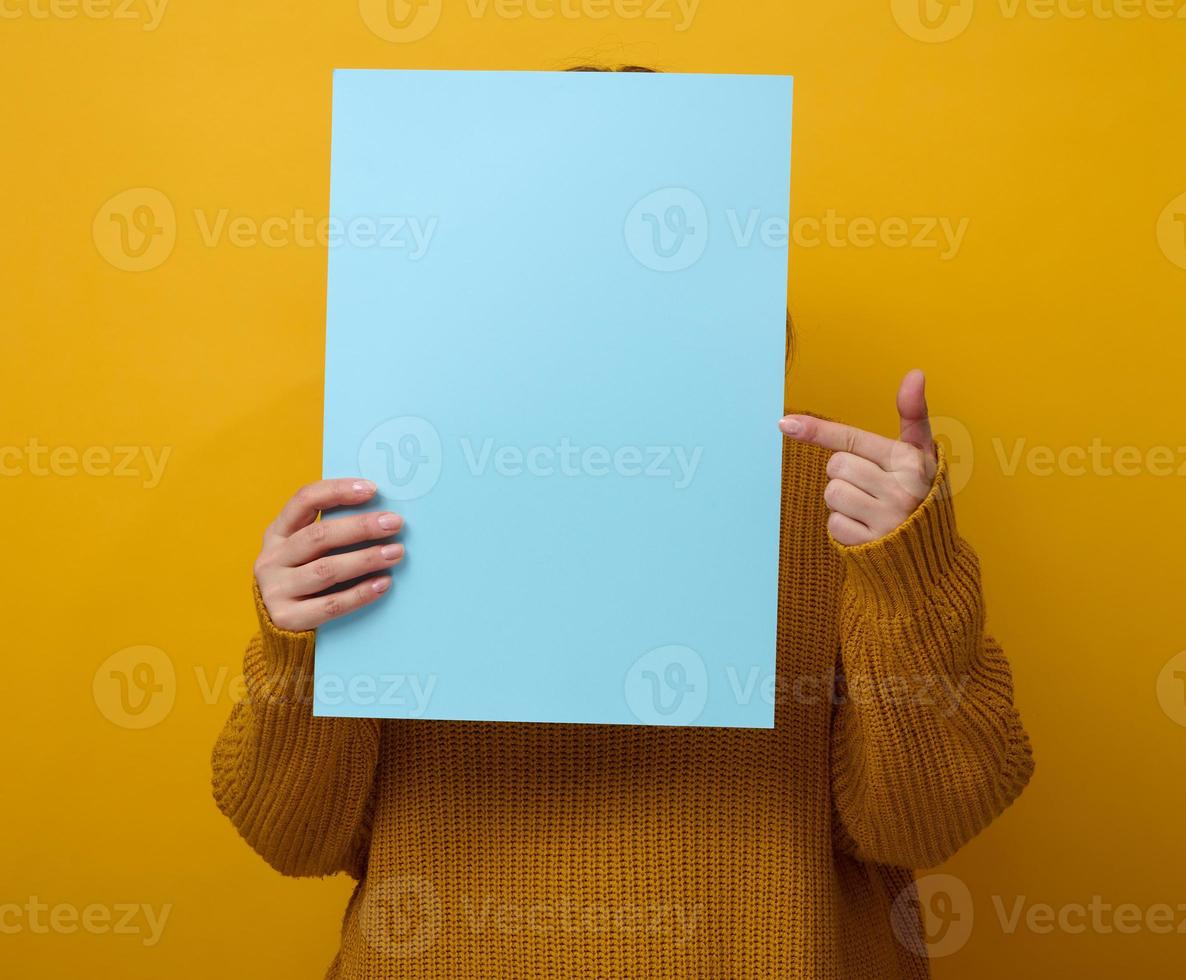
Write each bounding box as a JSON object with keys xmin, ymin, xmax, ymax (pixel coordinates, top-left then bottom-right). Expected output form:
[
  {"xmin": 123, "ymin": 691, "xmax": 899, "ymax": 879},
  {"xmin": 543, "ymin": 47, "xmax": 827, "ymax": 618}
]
[
  {"xmin": 378, "ymin": 513, "xmax": 401, "ymax": 530},
  {"xmin": 779, "ymin": 418, "xmax": 802, "ymax": 436},
  {"xmin": 372, "ymin": 577, "xmax": 390, "ymax": 593},
  {"xmin": 353, "ymin": 480, "xmax": 377, "ymax": 494},
  {"xmin": 381, "ymin": 544, "xmax": 404, "ymax": 561}
]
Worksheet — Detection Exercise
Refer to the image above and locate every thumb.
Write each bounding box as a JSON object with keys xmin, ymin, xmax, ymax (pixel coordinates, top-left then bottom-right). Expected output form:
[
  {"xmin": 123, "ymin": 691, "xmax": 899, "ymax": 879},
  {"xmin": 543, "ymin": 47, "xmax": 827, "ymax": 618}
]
[{"xmin": 897, "ymin": 369, "xmax": 934, "ymax": 453}]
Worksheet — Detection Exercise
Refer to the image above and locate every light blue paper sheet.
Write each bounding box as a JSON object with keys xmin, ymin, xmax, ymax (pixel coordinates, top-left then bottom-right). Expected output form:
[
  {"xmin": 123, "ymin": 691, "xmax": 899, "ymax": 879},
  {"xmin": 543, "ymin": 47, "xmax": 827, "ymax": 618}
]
[{"xmin": 317, "ymin": 68, "xmax": 792, "ymax": 727}]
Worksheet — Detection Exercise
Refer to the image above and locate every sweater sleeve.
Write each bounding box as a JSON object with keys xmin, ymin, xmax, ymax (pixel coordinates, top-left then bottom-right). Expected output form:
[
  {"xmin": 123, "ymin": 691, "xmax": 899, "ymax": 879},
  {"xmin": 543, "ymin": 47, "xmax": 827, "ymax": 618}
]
[
  {"xmin": 829, "ymin": 450, "xmax": 1034, "ymax": 870},
  {"xmin": 211, "ymin": 583, "xmax": 381, "ymax": 879}
]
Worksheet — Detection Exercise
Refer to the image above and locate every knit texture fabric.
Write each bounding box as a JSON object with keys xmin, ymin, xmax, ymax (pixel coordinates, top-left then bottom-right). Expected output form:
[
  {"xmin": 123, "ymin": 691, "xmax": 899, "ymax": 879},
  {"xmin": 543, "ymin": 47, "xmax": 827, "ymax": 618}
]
[{"xmin": 212, "ymin": 433, "xmax": 1034, "ymax": 978}]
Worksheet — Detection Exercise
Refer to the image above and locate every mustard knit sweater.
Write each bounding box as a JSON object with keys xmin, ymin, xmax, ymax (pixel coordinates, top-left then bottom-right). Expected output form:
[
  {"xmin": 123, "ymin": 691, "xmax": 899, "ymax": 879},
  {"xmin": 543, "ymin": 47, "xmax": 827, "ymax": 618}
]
[{"xmin": 212, "ymin": 434, "xmax": 1034, "ymax": 979}]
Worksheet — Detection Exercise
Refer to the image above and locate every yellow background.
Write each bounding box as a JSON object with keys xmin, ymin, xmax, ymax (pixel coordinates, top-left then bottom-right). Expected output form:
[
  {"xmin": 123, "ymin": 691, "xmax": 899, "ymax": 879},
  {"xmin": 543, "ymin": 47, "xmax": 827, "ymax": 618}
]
[{"xmin": 4, "ymin": 0, "xmax": 1185, "ymax": 976}]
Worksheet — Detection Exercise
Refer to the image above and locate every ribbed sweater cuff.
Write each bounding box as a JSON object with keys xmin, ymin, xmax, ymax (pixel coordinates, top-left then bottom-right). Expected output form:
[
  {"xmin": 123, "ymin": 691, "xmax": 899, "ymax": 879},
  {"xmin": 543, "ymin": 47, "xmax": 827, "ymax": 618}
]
[
  {"xmin": 832, "ymin": 446, "xmax": 961, "ymax": 618},
  {"xmin": 250, "ymin": 581, "xmax": 317, "ymax": 704}
]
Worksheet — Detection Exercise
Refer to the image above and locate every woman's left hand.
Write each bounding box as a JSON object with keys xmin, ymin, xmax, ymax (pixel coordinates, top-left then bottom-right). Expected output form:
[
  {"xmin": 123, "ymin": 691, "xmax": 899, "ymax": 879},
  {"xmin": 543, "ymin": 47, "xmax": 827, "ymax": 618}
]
[{"xmin": 778, "ymin": 369, "xmax": 938, "ymax": 546}]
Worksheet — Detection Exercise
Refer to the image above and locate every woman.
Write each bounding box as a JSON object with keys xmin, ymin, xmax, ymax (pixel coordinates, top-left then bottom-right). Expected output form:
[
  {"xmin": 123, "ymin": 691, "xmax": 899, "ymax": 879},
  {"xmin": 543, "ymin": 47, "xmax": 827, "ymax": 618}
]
[{"xmin": 212, "ymin": 66, "xmax": 1033, "ymax": 980}]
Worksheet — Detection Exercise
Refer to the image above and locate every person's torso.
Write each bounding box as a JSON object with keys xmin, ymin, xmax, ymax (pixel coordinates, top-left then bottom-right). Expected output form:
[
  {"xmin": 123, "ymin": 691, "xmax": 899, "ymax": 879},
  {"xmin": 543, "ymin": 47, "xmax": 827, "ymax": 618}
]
[{"xmin": 329, "ymin": 436, "xmax": 927, "ymax": 979}]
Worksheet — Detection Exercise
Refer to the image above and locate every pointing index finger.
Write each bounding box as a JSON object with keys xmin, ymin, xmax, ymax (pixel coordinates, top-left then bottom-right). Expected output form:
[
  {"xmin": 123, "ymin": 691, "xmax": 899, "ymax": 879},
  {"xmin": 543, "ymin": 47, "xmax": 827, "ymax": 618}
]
[{"xmin": 779, "ymin": 415, "xmax": 898, "ymax": 468}]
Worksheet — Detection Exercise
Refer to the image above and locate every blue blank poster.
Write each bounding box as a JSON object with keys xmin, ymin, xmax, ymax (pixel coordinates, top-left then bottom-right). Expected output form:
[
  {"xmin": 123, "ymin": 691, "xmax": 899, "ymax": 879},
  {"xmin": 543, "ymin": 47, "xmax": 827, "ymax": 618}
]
[{"xmin": 317, "ymin": 69, "xmax": 792, "ymax": 728}]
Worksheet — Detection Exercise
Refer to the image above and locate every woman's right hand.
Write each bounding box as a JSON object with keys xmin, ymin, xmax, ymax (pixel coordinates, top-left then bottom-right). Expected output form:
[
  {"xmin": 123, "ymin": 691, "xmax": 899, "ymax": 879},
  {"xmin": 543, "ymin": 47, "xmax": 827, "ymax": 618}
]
[{"xmin": 253, "ymin": 478, "xmax": 404, "ymax": 632}]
